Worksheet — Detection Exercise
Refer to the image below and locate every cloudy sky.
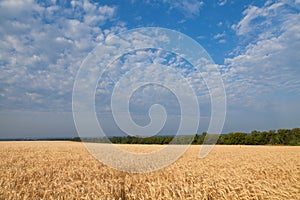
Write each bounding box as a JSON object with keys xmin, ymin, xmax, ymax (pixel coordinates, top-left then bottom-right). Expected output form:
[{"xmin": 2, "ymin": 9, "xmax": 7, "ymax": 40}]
[{"xmin": 0, "ymin": 0, "xmax": 299, "ymax": 138}]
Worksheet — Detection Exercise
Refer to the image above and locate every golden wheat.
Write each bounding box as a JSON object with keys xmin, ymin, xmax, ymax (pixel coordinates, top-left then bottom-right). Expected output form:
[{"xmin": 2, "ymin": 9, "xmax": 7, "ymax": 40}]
[{"xmin": 0, "ymin": 141, "xmax": 299, "ymax": 199}]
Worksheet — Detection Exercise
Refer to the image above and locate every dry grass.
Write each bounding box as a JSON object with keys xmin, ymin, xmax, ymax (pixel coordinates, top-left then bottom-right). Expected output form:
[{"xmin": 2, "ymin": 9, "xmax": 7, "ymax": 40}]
[{"xmin": 0, "ymin": 141, "xmax": 299, "ymax": 199}]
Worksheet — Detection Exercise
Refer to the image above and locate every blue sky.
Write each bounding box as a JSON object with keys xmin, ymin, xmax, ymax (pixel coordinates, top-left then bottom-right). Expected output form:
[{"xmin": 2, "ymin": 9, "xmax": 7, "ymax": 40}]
[{"xmin": 0, "ymin": 0, "xmax": 299, "ymax": 138}]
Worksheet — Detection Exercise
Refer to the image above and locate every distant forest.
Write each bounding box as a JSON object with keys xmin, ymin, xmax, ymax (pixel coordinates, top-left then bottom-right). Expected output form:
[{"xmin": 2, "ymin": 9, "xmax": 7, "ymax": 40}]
[{"xmin": 72, "ymin": 128, "xmax": 300, "ymax": 145}]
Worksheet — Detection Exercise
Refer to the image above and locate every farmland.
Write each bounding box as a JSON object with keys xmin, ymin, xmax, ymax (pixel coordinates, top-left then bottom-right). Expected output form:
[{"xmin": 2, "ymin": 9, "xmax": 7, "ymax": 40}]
[{"xmin": 0, "ymin": 141, "xmax": 299, "ymax": 199}]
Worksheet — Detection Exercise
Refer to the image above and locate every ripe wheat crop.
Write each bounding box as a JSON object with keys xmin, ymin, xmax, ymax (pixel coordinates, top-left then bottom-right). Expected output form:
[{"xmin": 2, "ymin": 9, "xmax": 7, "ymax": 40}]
[{"xmin": 0, "ymin": 141, "xmax": 299, "ymax": 199}]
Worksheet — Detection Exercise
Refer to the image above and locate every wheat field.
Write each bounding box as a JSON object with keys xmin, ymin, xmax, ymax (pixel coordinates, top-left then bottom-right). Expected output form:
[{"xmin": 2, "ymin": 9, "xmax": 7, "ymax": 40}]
[{"xmin": 0, "ymin": 141, "xmax": 299, "ymax": 199}]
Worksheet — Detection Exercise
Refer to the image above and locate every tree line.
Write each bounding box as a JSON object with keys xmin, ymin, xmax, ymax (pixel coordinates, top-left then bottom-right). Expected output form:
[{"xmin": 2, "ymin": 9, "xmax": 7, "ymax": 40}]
[{"xmin": 72, "ymin": 128, "xmax": 300, "ymax": 145}]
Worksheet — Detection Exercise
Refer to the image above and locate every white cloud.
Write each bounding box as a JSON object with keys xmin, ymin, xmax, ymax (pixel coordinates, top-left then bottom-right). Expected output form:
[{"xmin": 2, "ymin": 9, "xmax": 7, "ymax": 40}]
[
  {"xmin": 92, "ymin": 38, "xmax": 211, "ymax": 116},
  {"xmin": 218, "ymin": 39, "xmax": 226, "ymax": 44},
  {"xmin": 0, "ymin": 0, "xmax": 124, "ymax": 111},
  {"xmin": 218, "ymin": 0, "xmax": 227, "ymax": 6},
  {"xmin": 163, "ymin": 0, "xmax": 204, "ymax": 17},
  {"xmin": 213, "ymin": 32, "xmax": 226, "ymax": 44},
  {"xmin": 213, "ymin": 32, "xmax": 226, "ymax": 39},
  {"xmin": 231, "ymin": 1, "xmax": 290, "ymax": 39},
  {"xmin": 197, "ymin": 35, "xmax": 206, "ymax": 40},
  {"xmin": 223, "ymin": 1, "xmax": 300, "ymax": 108}
]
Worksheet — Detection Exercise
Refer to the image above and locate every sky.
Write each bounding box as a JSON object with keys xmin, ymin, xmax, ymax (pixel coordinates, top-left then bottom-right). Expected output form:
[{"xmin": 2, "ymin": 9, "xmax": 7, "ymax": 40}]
[{"xmin": 0, "ymin": 0, "xmax": 299, "ymax": 138}]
